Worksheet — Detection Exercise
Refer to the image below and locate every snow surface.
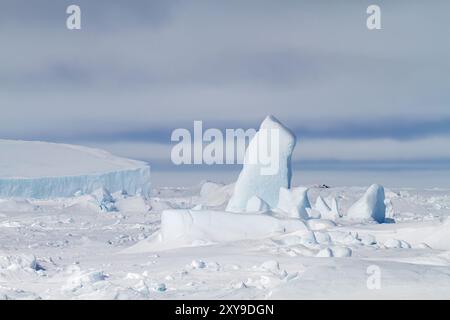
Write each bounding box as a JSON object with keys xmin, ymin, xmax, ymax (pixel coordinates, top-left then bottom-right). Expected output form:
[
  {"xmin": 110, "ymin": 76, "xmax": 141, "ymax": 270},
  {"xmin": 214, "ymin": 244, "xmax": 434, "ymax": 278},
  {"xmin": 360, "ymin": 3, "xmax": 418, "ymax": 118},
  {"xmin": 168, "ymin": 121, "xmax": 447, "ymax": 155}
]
[
  {"xmin": 0, "ymin": 123, "xmax": 449, "ymax": 299},
  {"xmin": 1, "ymin": 183, "xmax": 450, "ymax": 299},
  {"xmin": 226, "ymin": 116, "xmax": 296, "ymax": 212},
  {"xmin": 0, "ymin": 140, "xmax": 151, "ymax": 198}
]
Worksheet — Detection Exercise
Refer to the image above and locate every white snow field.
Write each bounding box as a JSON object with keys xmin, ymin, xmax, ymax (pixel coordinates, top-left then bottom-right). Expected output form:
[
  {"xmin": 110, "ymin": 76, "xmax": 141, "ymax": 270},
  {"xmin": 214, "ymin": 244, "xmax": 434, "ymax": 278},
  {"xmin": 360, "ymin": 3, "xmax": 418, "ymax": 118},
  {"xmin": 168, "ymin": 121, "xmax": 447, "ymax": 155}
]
[
  {"xmin": 0, "ymin": 183, "xmax": 450, "ymax": 299},
  {"xmin": 0, "ymin": 140, "xmax": 151, "ymax": 198},
  {"xmin": 1, "ymin": 119, "xmax": 450, "ymax": 300}
]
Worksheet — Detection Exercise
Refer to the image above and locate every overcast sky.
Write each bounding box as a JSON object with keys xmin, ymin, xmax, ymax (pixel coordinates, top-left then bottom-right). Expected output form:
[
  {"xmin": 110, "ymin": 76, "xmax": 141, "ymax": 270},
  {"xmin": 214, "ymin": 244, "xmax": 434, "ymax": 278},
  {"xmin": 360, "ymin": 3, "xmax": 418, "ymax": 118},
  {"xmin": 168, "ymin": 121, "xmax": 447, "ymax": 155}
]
[{"xmin": 1, "ymin": 0, "xmax": 450, "ymax": 179}]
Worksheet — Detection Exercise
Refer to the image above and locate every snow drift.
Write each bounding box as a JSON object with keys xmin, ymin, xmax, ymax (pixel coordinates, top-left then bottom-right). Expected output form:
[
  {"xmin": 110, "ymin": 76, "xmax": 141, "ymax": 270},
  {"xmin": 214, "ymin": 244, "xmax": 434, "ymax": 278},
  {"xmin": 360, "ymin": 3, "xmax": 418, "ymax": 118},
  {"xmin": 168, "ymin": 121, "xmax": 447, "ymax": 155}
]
[
  {"xmin": 125, "ymin": 209, "xmax": 308, "ymax": 252},
  {"xmin": 0, "ymin": 140, "xmax": 151, "ymax": 199}
]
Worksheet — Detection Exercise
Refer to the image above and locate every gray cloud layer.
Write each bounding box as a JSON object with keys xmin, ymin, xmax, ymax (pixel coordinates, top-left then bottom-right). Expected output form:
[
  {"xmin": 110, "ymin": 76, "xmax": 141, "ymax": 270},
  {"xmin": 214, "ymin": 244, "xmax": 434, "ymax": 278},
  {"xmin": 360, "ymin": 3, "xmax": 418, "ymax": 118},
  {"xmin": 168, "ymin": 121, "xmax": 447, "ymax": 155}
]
[{"xmin": 1, "ymin": 0, "xmax": 449, "ymax": 166}]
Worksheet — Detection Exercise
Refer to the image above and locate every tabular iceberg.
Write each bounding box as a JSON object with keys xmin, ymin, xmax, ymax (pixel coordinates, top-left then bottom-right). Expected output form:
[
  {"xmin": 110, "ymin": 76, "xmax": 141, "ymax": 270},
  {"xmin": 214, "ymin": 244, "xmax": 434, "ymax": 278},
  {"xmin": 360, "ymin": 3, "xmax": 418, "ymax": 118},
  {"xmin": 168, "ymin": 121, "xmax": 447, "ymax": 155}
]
[
  {"xmin": 0, "ymin": 140, "xmax": 151, "ymax": 199},
  {"xmin": 125, "ymin": 209, "xmax": 309, "ymax": 252}
]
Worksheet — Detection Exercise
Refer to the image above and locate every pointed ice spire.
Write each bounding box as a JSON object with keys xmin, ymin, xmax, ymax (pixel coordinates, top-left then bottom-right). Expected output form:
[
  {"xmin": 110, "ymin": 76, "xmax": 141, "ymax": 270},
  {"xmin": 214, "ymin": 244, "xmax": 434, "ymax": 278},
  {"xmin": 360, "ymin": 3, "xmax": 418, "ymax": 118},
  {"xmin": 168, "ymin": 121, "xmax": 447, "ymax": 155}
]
[
  {"xmin": 347, "ymin": 184, "xmax": 386, "ymax": 223},
  {"xmin": 226, "ymin": 115, "xmax": 296, "ymax": 212},
  {"xmin": 314, "ymin": 196, "xmax": 331, "ymax": 215}
]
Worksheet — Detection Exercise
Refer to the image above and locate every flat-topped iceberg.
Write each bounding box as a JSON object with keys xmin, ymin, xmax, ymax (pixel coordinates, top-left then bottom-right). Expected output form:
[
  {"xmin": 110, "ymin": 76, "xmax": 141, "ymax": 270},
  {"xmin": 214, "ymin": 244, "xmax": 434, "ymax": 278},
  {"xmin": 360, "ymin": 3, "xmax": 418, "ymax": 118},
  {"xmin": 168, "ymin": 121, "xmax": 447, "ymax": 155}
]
[
  {"xmin": 125, "ymin": 209, "xmax": 309, "ymax": 252},
  {"xmin": 0, "ymin": 140, "xmax": 151, "ymax": 199}
]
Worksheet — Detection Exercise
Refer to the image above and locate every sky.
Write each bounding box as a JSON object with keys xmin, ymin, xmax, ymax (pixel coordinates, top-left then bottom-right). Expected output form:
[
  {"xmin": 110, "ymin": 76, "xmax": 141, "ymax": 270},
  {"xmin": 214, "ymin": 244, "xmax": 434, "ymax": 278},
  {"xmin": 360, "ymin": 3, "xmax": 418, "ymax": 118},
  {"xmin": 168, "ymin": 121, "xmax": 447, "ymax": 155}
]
[{"xmin": 1, "ymin": 0, "xmax": 450, "ymax": 186}]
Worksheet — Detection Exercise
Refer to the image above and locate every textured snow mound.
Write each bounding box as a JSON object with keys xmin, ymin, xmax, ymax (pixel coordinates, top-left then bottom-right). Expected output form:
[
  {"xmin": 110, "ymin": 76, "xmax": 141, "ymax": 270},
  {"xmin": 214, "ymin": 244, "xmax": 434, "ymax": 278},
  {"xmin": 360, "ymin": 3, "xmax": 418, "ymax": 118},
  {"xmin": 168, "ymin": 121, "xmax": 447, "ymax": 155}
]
[
  {"xmin": 372, "ymin": 218, "xmax": 450, "ymax": 250},
  {"xmin": 0, "ymin": 254, "xmax": 39, "ymax": 271},
  {"xmin": 0, "ymin": 140, "xmax": 151, "ymax": 198},
  {"xmin": 126, "ymin": 209, "xmax": 308, "ymax": 252},
  {"xmin": 347, "ymin": 184, "xmax": 386, "ymax": 223},
  {"xmin": 195, "ymin": 181, "xmax": 235, "ymax": 208},
  {"xmin": 226, "ymin": 116, "xmax": 296, "ymax": 212},
  {"xmin": 63, "ymin": 266, "xmax": 108, "ymax": 292}
]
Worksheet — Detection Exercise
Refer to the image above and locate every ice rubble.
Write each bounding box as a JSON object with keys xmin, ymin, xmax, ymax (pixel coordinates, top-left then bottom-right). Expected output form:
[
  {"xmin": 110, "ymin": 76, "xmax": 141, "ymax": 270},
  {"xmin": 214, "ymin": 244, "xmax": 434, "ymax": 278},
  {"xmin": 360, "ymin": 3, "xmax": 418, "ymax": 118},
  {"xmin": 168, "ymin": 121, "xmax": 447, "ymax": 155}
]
[
  {"xmin": 246, "ymin": 196, "xmax": 270, "ymax": 213},
  {"xmin": 63, "ymin": 266, "xmax": 108, "ymax": 292},
  {"xmin": 129, "ymin": 117, "xmax": 393, "ymax": 253},
  {"xmin": 0, "ymin": 254, "xmax": 39, "ymax": 271},
  {"xmin": 195, "ymin": 181, "xmax": 235, "ymax": 208},
  {"xmin": 129, "ymin": 116, "xmax": 339, "ymax": 251},
  {"xmin": 313, "ymin": 196, "xmax": 340, "ymax": 220},
  {"xmin": 315, "ymin": 196, "xmax": 331, "ymax": 215},
  {"xmin": 226, "ymin": 116, "xmax": 296, "ymax": 212},
  {"xmin": 91, "ymin": 188, "xmax": 117, "ymax": 212},
  {"xmin": 276, "ymin": 187, "xmax": 311, "ymax": 219},
  {"xmin": 0, "ymin": 140, "xmax": 151, "ymax": 199},
  {"xmin": 347, "ymin": 184, "xmax": 386, "ymax": 223}
]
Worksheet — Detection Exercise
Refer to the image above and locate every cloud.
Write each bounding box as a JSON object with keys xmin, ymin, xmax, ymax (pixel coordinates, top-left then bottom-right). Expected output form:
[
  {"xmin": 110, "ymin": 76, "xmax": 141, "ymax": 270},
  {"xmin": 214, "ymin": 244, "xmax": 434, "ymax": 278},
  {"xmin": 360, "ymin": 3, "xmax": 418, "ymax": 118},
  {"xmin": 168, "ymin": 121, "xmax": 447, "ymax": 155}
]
[
  {"xmin": 85, "ymin": 136, "xmax": 450, "ymax": 169},
  {"xmin": 0, "ymin": 0, "xmax": 176, "ymax": 29},
  {"xmin": 296, "ymin": 137, "xmax": 450, "ymax": 161},
  {"xmin": 5, "ymin": 116, "xmax": 449, "ymax": 144},
  {"xmin": 1, "ymin": 0, "xmax": 450, "ymax": 167}
]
